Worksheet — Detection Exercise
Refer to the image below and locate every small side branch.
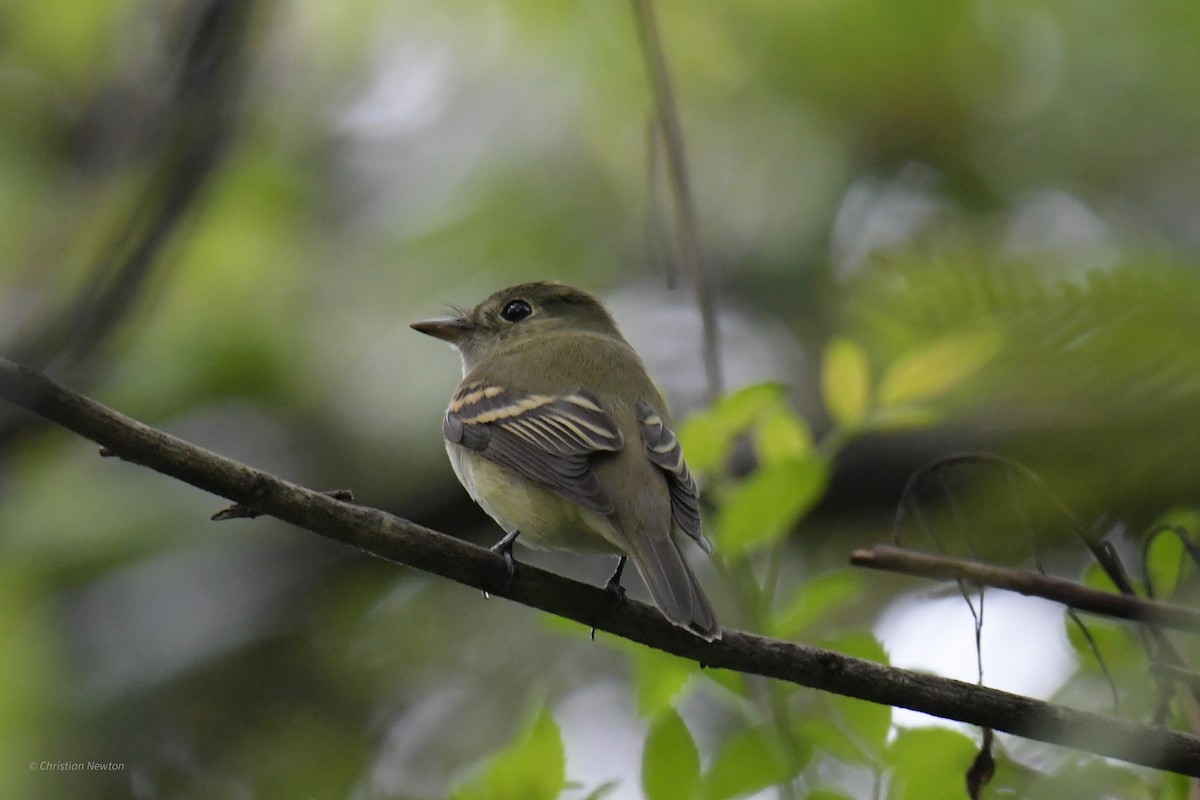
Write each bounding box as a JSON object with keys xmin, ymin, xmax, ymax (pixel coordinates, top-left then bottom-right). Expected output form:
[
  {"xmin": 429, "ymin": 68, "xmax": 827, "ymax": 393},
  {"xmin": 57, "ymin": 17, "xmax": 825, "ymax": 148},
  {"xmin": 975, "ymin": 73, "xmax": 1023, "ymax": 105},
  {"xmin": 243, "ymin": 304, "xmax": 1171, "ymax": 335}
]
[
  {"xmin": 850, "ymin": 544, "xmax": 1200, "ymax": 633},
  {"xmin": 3, "ymin": 357, "xmax": 1200, "ymax": 777}
]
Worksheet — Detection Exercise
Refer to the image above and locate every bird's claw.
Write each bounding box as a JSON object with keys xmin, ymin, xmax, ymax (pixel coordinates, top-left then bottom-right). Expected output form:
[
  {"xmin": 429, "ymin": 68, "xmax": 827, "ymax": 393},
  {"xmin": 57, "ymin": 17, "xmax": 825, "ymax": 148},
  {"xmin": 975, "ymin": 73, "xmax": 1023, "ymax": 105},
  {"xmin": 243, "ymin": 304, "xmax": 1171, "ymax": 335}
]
[
  {"xmin": 603, "ymin": 555, "xmax": 628, "ymax": 599},
  {"xmin": 488, "ymin": 530, "xmax": 520, "ymax": 591}
]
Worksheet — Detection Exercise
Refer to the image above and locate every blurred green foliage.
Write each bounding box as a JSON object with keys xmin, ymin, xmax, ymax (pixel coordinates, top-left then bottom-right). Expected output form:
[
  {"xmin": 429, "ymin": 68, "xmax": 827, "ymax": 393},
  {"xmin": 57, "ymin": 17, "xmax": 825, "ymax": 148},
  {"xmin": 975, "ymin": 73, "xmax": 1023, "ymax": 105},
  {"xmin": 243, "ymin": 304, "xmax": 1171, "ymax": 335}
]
[{"xmin": 4, "ymin": 0, "xmax": 1200, "ymax": 798}]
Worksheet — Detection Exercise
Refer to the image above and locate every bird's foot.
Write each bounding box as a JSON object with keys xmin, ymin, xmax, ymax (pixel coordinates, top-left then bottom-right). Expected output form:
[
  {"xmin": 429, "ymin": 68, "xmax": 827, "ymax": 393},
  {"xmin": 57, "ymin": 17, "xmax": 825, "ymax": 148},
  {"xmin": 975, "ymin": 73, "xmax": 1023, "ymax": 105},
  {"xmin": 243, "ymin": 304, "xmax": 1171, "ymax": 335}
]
[
  {"xmin": 592, "ymin": 556, "xmax": 628, "ymax": 640},
  {"xmin": 488, "ymin": 530, "xmax": 520, "ymax": 592},
  {"xmin": 603, "ymin": 555, "xmax": 628, "ymax": 599}
]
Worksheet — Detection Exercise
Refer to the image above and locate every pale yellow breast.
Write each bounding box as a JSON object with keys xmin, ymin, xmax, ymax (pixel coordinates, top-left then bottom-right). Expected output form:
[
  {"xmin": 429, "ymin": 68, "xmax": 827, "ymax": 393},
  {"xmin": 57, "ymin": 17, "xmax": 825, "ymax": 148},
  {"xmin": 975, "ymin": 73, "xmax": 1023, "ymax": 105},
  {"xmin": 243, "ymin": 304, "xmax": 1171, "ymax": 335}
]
[{"xmin": 447, "ymin": 441, "xmax": 625, "ymax": 554}]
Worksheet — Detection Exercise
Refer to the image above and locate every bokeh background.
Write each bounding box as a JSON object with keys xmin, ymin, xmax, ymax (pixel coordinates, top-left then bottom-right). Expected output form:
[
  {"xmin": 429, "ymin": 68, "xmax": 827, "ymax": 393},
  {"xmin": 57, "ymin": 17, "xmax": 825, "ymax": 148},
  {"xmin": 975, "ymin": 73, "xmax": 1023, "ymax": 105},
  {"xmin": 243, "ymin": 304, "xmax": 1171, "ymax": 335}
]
[{"xmin": 3, "ymin": 0, "xmax": 1200, "ymax": 797}]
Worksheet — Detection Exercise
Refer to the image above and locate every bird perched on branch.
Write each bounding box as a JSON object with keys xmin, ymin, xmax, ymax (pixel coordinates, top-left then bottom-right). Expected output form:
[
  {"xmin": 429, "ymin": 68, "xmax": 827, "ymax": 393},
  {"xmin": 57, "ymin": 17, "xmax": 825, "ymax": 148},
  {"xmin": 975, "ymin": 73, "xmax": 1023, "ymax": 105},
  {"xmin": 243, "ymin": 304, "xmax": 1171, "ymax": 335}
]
[{"xmin": 412, "ymin": 281, "xmax": 720, "ymax": 640}]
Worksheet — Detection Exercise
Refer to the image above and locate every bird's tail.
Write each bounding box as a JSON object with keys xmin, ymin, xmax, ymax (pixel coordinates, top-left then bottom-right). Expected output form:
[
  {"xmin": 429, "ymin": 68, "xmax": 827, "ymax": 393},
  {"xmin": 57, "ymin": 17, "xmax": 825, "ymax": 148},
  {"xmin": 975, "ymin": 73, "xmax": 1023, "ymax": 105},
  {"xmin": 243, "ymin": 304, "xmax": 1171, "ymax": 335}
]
[{"xmin": 627, "ymin": 531, "xmax": 720, "ymax": 641}]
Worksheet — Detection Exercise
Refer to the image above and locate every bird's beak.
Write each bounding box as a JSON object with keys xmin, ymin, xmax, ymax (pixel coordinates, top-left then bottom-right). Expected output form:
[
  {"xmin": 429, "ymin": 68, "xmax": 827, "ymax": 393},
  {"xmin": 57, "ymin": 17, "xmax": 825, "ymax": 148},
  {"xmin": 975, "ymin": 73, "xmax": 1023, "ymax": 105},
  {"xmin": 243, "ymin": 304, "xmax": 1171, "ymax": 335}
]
[{"xmin": 410, "ymin": 317, "xmax": 473, "ymax": 343}]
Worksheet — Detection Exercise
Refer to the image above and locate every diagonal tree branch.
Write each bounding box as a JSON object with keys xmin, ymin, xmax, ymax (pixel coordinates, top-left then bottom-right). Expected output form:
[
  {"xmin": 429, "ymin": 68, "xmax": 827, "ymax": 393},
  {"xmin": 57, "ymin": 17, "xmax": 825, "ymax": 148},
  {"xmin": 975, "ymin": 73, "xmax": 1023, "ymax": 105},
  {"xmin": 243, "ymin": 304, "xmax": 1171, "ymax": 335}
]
[
  {"xmin": 851, "ymin": 544, "xmax": 1200, "ymax": 633},
  {"xmin": 2, "ymin": 355, "xmax": 1200, "ymax": 777}
]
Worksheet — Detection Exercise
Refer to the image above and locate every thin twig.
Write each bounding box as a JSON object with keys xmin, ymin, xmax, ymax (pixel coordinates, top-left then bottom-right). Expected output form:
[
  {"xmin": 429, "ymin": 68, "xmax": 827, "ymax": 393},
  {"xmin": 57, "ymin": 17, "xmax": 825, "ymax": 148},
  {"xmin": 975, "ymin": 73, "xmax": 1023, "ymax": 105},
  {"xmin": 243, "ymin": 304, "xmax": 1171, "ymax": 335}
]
[
  {"xmin": 3, "ymin": 357, "xmax": 1200, "ymax": 776},
  {"xmin": 851, "ymin": 544, "xmax": 1200, "ymax": 633},
  {"xmin": 630, "ymin": 0, "xmax": 722, "ymax": 401}
]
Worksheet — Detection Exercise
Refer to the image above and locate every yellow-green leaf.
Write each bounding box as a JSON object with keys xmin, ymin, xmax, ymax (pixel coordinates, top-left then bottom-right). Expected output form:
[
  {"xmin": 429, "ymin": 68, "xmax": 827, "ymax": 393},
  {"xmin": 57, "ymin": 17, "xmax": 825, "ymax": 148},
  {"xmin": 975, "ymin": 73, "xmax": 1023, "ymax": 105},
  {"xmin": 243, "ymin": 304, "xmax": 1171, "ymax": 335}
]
[
  {"xmin": 1145, "ymin": 529, "xmax": 1190, "ymax": 600},
  {"xmin": 795, "ymin": 719, "xmax": 872, "ymax": 767},
  {"xmin": 709, "ymin": 383, "xmax": 788, "ymax": 433},
  {"xmin": 677, "ymin": 384, "xmax": 788, "ymax": 476},
  {"xmin": 771, "ymin": 570, "xmax": 865, "ymax": 638},
  {"xmin": 703, "ymin": 725, "xmax": 802, "ymax": 800},
  {"xmin": 886, "ymin": 728, "xmax": 978, "ymax": 800},
  {"xmin": 677, "ymin": 413, "xmax": 730, "ymax": 475},
  {"xmin": 643, "ymin": 710, "xmax": 700, "ymax": 800},
  {"xmin": 714, "ymin": 458, "xmax": 828, "ymax": 557},
  {"xmin": 633, "ymin": 647, "xmax": 699, "ymax": 717},
  {"xmin": 753, "ymin": 404, "xmax": 813, "ymax": 465},
  {"xmin": 821, "ymin": 338, "xmax": 871, "ymax": 428},
  {"xmin": 452, "ymin": 705, "xmax": 565, "ymax": 800},
  {"xmin": 877, "ymin": 329, "xmax": 1001, "ymax": 407}
]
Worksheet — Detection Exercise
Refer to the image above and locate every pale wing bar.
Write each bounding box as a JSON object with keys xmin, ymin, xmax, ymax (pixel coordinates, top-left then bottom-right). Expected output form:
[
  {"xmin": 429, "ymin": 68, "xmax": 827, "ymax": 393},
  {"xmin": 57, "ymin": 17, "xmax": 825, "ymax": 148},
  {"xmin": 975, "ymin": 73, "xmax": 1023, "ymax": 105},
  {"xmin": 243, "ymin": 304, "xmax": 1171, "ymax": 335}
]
[
  {"xmin": 636, "ymin": 400, "xmax": 709, "ymax": 552},
  {"xmin": 445, "ymin": 382, "xmax": 624, "ymax": 513}
]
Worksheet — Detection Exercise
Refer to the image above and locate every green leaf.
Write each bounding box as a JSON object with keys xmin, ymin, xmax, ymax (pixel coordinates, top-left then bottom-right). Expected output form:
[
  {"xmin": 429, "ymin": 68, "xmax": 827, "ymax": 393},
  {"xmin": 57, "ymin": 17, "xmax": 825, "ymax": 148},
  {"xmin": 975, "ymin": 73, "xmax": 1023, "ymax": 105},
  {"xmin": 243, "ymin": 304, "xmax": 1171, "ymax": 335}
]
[
  {"xmin": 1080, "ymin": 562, "xmax": 1120, "ymax": 593},
  {"xmin": 885, "ymin": 727, "xmax": 978, "ymax": 800},
  {"xmin": 1145, "ymin": 529, "xmax": 1187, "ymax": 599},
  {"xmin": 679, "ymin": 384, "xmax": 789, "ymax": 475},
  {"xmin": 709, "ymin": 383, "xmax": 789, "ymax": 433},
  {"xmin": 677, "ymin": 413, "xmax": 731, "ymax": 476},
  {"xmin": 703, "ymin": 725, "xmax": 802, "ymax": 800},
  {"xmin": 771, "ymin": 570, "xmax": 865, "ymax": 638},
  {"xmin": 633, "ymin": 646, "xmax": 699, "ymax": 717},
  {"xmin": 822, "ymin": 630, "xmax": 889, "ymax": 664},
  {"xmin": 1017, "ymin": 757, "xmax": 1153, "ymax": 800},
  {"xmin": 714, "ymin": 457, "xmax": 827, "ymax": 557},
  {"xmin": 642, "ymin": 710, "xmax": 700, "ymax": 800},
  {"xmin": 821, "ymin": 633, "xmax": 891, "ymax": 758},
  {"xmin": 795, "ymin": 719, "xmax": 873, "ymax": 767},
  {"xmin": 830, "ymin": 694, "xmax": 891, "ymax": 760},
  {"xmin": 452, "ymin": 705, "xmax": 565, "ymax": 800},
  {"xmin": 877, "ymin": 329, "xmax": 1001, "ymax": 407},
  {"xmin": 753, "ymin": 404, "xmax": 813, "ymax": 465},
  {"xmin": 822, "ymin": 337, "xmax": 871, "ymax": 428},
  {"xmin": 1064, "ymin": 615, "xmax": 1141, "ymax": 676},
  {"xmin": 698, "ymin": 668, "xmax": 747, "ymax": 700},
  {"xmin": 1151, "ymin": 507, "xmax": 1200, "ymax": 535}
]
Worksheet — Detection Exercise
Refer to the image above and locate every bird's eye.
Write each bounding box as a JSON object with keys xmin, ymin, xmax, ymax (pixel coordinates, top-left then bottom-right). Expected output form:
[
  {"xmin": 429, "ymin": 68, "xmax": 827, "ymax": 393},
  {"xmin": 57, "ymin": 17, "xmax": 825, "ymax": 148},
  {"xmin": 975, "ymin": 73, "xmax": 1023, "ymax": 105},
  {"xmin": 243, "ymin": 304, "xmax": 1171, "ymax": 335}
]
[{"xmin": 500, "ymin": 299, "xmax": 533, "ymax": 323}]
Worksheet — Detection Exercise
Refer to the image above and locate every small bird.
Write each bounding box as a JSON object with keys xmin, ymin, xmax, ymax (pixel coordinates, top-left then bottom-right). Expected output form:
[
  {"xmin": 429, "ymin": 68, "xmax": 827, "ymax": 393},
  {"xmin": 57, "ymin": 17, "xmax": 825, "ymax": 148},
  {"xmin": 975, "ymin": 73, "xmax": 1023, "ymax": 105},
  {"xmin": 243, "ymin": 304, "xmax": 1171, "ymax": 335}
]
[{"xmin": 411, "ymin": 281, "xmax": 720, "ymax": 640}]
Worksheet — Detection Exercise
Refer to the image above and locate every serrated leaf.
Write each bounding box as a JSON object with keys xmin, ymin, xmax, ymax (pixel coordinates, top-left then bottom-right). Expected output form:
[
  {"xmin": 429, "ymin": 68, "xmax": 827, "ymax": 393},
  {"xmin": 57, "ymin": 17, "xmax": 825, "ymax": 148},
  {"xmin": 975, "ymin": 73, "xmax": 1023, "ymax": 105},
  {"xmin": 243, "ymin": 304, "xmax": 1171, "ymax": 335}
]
[
  {"xmin": 885, "ymin": 728, "xmax": 981, "ymax": 800},
  {"xmin": 452, "ymin": 706, "xmax": 564, "ymax": 800},
  {"xmin": 753, "ymin": 404, "xmax": 813, "ymax": 465},
  {"xmin": 877, "ymin": 329, "xmax": 1001, "ymax": 407},
  {"xmin": 703, "ymin": 726, "xmax": 803, "ymax": 800},
  {"xmin": 714, "ymin": 457, "xmax": 827, "ymax": 557},
  {"xmin": 771, "ymin": 570, "xmax": 865, "ymax": 638},
  {"xmin": 642, "ymin": 710, "xmax": 700, "ymax": 800},
  {"xmin": 822, "ymin": 338, "xmax": 871, "ymax": 428}
]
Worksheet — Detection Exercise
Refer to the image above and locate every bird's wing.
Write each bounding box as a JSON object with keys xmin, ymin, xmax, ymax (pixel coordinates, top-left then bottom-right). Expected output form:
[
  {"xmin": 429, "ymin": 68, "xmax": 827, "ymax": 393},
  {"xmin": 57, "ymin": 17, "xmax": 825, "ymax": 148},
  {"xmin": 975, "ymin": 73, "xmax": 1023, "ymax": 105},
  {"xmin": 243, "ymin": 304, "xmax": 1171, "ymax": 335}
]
[
  {"xmin": 636, "ymin": 400, "xmax": 709, "ymax": 553},
  {"xmin": 444, "ymin": 382, "xmax": 624, "ymax": 513}
]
